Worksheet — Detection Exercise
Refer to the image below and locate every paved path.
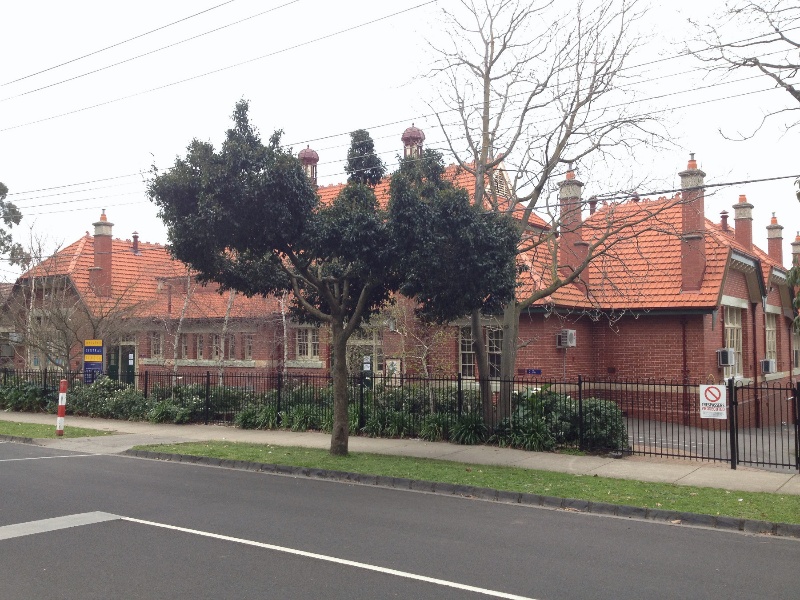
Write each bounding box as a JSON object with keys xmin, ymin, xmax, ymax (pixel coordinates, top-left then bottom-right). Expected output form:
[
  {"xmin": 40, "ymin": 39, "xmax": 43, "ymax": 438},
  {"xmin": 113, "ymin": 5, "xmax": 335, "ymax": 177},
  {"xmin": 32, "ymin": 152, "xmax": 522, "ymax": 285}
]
[{"xmin": 2, "ymin": 411, "xmax": 799, "ymax": 495}]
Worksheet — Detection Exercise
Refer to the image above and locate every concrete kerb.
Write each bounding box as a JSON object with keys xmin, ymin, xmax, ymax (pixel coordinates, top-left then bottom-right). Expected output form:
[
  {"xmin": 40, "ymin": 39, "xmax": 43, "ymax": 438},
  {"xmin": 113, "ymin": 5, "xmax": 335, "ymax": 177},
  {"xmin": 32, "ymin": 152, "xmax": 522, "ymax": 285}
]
[
  {"xmin": 122, "ymin": 449, "xmax": 800, "ymax": 540},
  {"xmin": 0, "ymin": 434, "xmax": 35, "ymax": 444}
]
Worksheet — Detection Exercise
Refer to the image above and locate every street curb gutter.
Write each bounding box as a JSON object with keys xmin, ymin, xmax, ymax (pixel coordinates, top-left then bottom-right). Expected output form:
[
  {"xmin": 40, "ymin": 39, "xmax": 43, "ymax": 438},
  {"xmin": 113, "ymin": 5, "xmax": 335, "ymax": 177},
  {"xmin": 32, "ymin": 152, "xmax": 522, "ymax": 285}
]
[
  {"xmin": 0, "ymin": 434, "xmax": 35, "ymax": 444},
  {"xmin": 123, "ymin": 449, "xmax": 800, "ymax": 540}
]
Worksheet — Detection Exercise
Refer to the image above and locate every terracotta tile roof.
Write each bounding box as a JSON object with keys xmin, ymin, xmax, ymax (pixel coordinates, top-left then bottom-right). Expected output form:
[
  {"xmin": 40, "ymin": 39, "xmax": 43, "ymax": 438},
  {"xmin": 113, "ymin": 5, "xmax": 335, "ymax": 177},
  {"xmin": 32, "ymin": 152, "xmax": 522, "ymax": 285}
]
[
  {"xmin": 519, "ymin": 193, "xmax": 785, "ymax": 312},
  {"xmin": 21, "ymin": 234, "xmax": 280, "ymax": 320},
  {"xmin": 318, "ymin": 164, "xmax": 548, "ymax": 230}
]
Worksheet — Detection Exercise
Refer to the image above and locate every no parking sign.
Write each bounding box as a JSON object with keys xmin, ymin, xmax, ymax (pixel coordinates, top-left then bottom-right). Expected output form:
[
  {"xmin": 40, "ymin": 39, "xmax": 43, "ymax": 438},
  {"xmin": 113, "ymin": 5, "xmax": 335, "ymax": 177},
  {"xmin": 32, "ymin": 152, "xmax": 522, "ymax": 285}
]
[{"xmin": 699, "ymin": 385, "xmax": 727, "ymax": 420}]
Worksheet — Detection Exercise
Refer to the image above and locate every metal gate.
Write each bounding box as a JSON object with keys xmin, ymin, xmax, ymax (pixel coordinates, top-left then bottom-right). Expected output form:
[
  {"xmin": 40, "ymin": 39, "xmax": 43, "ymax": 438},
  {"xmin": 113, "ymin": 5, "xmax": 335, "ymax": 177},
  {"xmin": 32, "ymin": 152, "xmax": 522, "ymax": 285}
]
[{"xmin": 728, "ymin": 379, "xmax": 800, "ymax": 471}]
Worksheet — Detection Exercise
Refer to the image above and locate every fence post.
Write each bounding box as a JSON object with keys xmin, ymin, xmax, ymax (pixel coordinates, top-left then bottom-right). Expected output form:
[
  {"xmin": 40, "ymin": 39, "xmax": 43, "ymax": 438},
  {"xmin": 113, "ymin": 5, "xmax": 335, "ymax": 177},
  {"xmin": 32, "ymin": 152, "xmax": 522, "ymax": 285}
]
[
  {"xmin": 727, "ymin": 377, "xmax": 737, "ymax": 470},
  {"xmin": 204, "ymin": 371, "xmax": 211, "ymax": 425},
  {"xmin": 359, "ymin": 372, "xmax": 365, "ymax": 429},
  {"xmin": 143, "ymin": 370, "xmax": 149, "ymax": 400},
  {"xmin": 578, "ymin": 374, "xmax": 584, "ymax": 451},
  {"xmin": 794, "ymin": 382, "xmax": 800, "ymax": 473},
  {"xmin": 276, "ymin": 373, "xmax": 282, "ymax": 427},
  {"xmin": 457, "ymin": 373, "xmax": 463, "ymax": 418}
]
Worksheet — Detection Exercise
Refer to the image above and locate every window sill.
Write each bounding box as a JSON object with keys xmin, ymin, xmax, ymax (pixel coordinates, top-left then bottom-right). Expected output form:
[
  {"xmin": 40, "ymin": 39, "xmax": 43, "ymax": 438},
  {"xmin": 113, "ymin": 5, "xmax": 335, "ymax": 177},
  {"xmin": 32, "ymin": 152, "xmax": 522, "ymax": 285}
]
[{"xmin": 286, "ymin": 359, "xmax": 324, "ymax": 369}]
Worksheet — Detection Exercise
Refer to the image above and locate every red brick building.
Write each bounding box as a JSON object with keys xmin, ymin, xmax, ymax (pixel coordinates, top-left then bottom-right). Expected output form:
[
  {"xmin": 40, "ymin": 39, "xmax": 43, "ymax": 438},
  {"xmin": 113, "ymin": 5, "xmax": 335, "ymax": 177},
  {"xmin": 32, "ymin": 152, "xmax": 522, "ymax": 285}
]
[{"xmin": 4, "ymin": 130, "xmax": 797, "ymax": 395}]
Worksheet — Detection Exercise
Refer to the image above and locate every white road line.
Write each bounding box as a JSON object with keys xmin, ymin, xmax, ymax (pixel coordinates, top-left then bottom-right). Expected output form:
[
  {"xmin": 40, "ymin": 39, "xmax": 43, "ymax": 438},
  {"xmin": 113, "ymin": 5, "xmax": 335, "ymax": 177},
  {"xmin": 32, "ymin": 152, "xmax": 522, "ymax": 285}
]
[
  {"xmin": 0, "ymin": 511, "xmax": 538, "ymax": 599},
  {"xmin": 0, "ymin": 512, "xmax": 120, "ymax": 541},
  {"xmin": 122, "ymin": 516, "xmax": 538, "ymax": 600},
  {"xmin": 0, "ymin": 454, "xmax": 98, "ymax": 462}
]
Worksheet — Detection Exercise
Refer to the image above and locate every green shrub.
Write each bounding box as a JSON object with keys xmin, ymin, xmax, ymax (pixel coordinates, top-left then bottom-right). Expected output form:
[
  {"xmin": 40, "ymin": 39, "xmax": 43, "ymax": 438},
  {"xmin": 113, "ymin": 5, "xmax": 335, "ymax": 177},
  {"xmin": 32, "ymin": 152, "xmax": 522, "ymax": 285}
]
[
  {"xmin": 384, "ymin": 410, "xmax": 415, "ymax": 438},
  {"xmin": 235, "ymin": 406, "xmax": 259, "ymax": 429},
  {"xmin": 581, "ymin": 398, "xmax": 627, "ymax": 451},
  {"xmin": 148, "ymin": 400, "xmax": 178, "ymax": 424},
  {"xmin": 451, "ymin": 413, "xmax": 487, "ymax": 445},
  {"xmin": 363, "ymin": 410, "xmax": 388, "ymax": 437},
  {"xmin": 419, "ymin": 413, "xmax": 450, "ymax": 442},
  {"xmin": 0, "ymin": 382, "xmax": 51, "ymax": 412},
  {"xmin": 255, "ymin": 405, "xmax": 280, "ymax": 430},
  {"xmin": 282, "ymin": 405, "xmax": 322, "ymax": 432}
]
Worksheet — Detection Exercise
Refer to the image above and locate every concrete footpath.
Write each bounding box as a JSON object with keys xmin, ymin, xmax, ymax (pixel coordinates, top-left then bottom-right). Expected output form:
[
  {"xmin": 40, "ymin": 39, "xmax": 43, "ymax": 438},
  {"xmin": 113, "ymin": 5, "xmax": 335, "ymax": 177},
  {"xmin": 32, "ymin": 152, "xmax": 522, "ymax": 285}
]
[{"xmin": 1, "ymin": 411, "xmax": 799, "ymax": 496}]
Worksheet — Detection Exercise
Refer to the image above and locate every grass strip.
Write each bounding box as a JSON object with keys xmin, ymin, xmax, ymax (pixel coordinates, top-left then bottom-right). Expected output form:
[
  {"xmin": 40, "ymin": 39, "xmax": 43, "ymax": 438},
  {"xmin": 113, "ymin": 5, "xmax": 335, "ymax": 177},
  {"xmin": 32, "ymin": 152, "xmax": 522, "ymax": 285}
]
[
  {"xmin": 0, "ymin": 421, "xmax": 114, "ymax": 439},
  {"xmin": 135, "ymin": 441, "xmax": 800, "ymax": 525}
]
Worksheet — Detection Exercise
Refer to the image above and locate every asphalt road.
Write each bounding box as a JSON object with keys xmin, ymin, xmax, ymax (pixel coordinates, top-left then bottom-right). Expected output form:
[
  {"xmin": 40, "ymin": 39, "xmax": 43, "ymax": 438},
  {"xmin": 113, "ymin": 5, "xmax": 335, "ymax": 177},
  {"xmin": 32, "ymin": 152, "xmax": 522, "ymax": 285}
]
[{"xmin": 1, "ymin": 441, "xmax": 797, "ymax": 600}]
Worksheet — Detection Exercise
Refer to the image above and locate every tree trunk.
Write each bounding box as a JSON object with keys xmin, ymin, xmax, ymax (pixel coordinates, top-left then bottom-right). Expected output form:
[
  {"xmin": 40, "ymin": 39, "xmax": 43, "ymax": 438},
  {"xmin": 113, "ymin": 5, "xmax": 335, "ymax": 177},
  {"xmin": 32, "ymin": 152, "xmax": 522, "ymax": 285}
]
[
  {"xmin": 498, "ymin": 301, "xmax": 521, "ymax": 423},
  {"xmin": 471, "ymin": 310, "xmax": 493, "ymax": 429},
  {"xmin": 329, "ymin": 320, "xmax": 350, "ymax": 456}
]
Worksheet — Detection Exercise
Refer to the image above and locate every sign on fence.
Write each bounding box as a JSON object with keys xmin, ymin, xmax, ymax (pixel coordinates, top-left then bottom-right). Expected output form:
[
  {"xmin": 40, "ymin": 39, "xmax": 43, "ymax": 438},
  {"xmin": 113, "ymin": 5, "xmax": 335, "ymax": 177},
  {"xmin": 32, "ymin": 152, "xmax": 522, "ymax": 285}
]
[
  {"xmin": 699, "ymin": 384, "xmax": 727, "ymax": 419},
  {"xmin": 83, "ymin": 339, "xmax": 103, "ymax": 384}
]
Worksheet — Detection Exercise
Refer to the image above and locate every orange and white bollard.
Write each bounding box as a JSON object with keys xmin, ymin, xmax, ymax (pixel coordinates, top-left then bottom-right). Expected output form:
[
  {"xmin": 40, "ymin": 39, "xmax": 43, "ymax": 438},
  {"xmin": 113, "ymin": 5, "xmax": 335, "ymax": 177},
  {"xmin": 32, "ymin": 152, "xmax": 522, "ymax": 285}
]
[{"xmin": 56, "ymin": 379, "xmax": 68, "ymax": 437}]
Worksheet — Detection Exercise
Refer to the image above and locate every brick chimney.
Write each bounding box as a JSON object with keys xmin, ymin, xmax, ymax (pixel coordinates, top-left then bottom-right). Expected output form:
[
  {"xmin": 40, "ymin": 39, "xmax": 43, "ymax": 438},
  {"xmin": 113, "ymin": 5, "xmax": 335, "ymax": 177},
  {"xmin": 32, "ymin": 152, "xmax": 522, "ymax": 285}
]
[
  {"xmin": 766, "ymin": 213, "xmax": 783, "ymax": 265},
  {"xmin": 792, "ymin": 232, "xmax": 800, "ymax": 267},
  {"xmin": 132, "ymin": 231, "xmax": 140, "ymax": 255},
  {"xmin": 733, "ymin": 194, "xmax": 754, "ymax": 252},
  {"xmin": 558, "ymin": 167, "xmax": 589, "ymax": 293},
  {"xmin": 678, "ymin": 154, "xmax": 706, "ymax": 292},
  {"xmin": 720, "ymin": 210, "xmax": 729, "ymax": 232},
  {"xmin": 298, "ymin": 146, "xmax": 319, "ymax": 185},
  {"xmin": 89, "ymin": 210, "xmax": 113, "ymax": 297}
]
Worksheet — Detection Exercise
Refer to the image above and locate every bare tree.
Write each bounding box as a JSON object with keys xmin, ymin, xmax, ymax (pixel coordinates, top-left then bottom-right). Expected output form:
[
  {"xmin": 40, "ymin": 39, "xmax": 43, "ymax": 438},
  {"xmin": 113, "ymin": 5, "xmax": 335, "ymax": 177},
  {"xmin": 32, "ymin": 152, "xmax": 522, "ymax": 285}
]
[
  {"xmin": 6, "ymin": 236, "xmax": 149, "ymax": 372},
  {"xmin": 689, "ymin": 1, "xmax": 800, "ymax": 138},
  {"xmin": 428, "ymin": 0, "xmax": 678, "ymax": 419}
]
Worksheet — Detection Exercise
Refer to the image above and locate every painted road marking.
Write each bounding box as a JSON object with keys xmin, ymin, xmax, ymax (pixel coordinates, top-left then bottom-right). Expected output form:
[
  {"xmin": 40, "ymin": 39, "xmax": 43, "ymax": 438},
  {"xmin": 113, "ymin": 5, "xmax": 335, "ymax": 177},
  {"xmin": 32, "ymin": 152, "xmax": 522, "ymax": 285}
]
[
  {"xmin": 121, "ymin": 516, "xmax": 539, "ymax": 599},
  {"xmin": 0, "ymin": 454, "xmax": 97, "ymax": 463},
  {"xmin": 0, "ymin": 512, "xmax": 119, "ymax": 541},
  {"xmin": 0, "ymin": 511, "xmax": 538, "ymax": 599}
]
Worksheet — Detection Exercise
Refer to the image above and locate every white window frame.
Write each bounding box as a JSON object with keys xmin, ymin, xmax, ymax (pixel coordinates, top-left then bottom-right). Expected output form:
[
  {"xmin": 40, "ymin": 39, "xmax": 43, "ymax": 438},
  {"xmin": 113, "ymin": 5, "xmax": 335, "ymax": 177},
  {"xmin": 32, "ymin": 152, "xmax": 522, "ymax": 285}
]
[
  {"xmin": 150, "ymin": 331, "xmax": 163, "ymax": 359},
  {"xmin": 459, "ymin": 326, "xmax": 475, "ymax": 378},
  {"xmin": 179, "ymin": 333, "xmax": 188, "ymax": 360},
  {"xmin": 196, "ymin": 334, "xmax": 204, "ymax": 360},
  {"xmin": 297, "ymin": 328, "xmax": 320, "ymax": 360},
  {"xmin": 724, "ymin": 306, "xmax": 743, "ymax": 378},
  {"xmin": 765, "ymin": 313, "xmax": 777, "ymax": 362},
  {"xmin": 212, "ymin": 334, "xmax": 222, "ymax": 360},
  {"xmin": 793, "ymin": 329, "xmax": 800, "ymax": 370},
  {"xmin": 460, "ymin": 326, "xmax": 502, "ymax": 379},
  {"xmin": 225, "ymin": 333, "xmax": 236, "ymax": 360},
  {"xmin": 243, "ymin": 333, "xmax": 253, "ymax": 360}
]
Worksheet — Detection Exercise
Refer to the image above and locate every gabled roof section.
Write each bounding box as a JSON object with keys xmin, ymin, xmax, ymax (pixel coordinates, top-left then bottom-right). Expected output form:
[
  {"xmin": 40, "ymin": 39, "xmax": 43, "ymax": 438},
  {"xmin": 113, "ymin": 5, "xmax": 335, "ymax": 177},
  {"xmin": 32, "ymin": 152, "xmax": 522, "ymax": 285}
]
[
  {"xmin": 19, "ymin": 234, "xmax": 281, "ymax": 320},
  {"xmin": 317, "ymin": 164, "xmax": 548, "ymax": 230},
  {"xmin": 520, "ymin": 191, "xmax": 791, "ymax": 314}
]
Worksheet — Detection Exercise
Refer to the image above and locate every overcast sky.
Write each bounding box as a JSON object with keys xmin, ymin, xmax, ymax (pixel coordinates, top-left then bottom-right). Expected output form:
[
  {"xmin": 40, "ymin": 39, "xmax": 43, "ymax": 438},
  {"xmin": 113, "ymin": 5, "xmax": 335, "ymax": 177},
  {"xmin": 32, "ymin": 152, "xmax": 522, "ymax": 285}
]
[{"xmin": 1, "ymin": 0, "xmax": 798, "ymax": 282}]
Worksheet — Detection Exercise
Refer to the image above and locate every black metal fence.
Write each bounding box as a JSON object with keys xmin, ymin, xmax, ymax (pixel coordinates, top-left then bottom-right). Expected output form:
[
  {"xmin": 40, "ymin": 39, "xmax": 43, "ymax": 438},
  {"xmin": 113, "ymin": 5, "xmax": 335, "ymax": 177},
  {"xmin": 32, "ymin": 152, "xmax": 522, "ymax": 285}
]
[{"xmin": 1, "ymin": 369, "xmax": 797, "ymax": 471}]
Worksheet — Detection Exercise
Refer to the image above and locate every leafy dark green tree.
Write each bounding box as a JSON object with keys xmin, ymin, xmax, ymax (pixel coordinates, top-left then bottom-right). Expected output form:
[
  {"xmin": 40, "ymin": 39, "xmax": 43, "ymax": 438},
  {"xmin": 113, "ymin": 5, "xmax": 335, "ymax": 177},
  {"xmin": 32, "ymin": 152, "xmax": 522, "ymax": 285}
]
[
  {"xmin": 345, "ymin": 129, "xmax": 385, "ymax": 187},
  {"xmin": 390, "ymin": 151, "xmax": 519, "ymax": 424},
  {"xmin": 0, "ymin": 181, "xmax": 25, "ymax": 265},
  {"xmin": 149, "ymin": 101, "xmax": 518, "ymax": 454},
  {"xmin": 390, "ymin": 150, "xmax": 518, "ymax": 324},
  {"xmin": 149, "ymin": 101, "xmax": 397, "ymax": 456}
]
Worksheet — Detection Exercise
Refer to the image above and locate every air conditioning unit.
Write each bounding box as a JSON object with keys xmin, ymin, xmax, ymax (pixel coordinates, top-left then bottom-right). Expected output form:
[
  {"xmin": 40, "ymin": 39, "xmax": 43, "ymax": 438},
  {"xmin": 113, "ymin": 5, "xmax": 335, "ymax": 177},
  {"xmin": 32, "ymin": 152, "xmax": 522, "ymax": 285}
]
[
  {"xmin": 717, "ymin": 348, "xmax": 735, "ymax": 367},
  {"xmin": 556, "ymin": 329, "xmax": 577, "ymax": 348},
  {"xmin": 761, "ymin": 359, "xmax": 777, "ymax": 374}
]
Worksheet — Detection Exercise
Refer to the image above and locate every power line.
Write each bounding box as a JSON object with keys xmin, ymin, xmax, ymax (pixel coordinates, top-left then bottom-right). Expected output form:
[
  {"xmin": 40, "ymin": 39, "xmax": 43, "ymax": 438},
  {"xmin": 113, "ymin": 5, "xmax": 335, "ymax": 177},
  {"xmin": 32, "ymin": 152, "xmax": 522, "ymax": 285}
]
[
  {"xmin": 0, "ymin": 0, "xmax": 439, "ymax": 133},
  {"xmin": 1, "ymin": 1, "xmax": 300, "ymax": 103},
  {"xmin": 7, "ymin": 173, "xmax": 143, "ymax": 197},
  {"xmin": 5, "ymin": 69, "xmax": 792, "ymax": 199},
  {"xmin": 2, "ymin": 0, "xmax": 241, "ymax": 86}
]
